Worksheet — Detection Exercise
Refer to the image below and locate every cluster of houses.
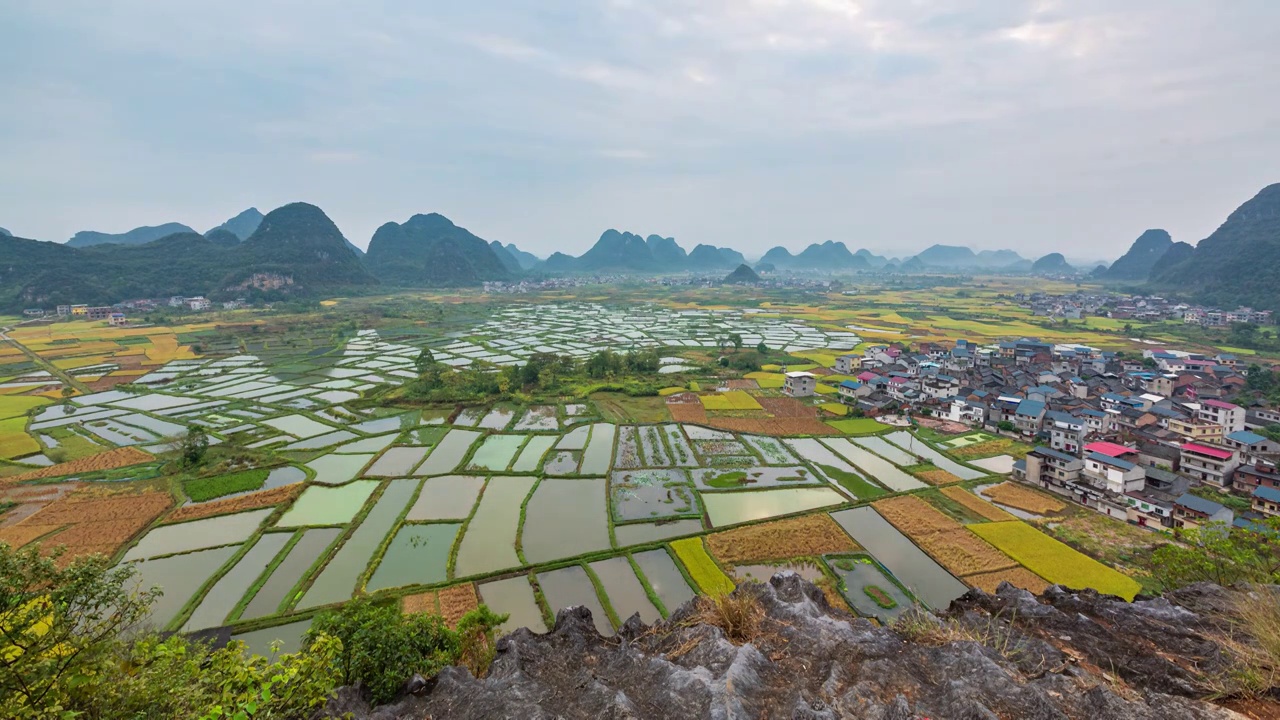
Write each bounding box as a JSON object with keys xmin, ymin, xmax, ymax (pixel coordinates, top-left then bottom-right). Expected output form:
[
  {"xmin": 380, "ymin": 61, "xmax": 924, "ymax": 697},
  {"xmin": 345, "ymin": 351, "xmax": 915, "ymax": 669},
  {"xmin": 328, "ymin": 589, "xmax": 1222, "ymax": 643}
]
[
  {"xmin": 21, "ymin": 295, "xmax": 244, "ymax": 325},
  {"xmin": 806, "ymin": 337, "xmax": 1280, "ymax": 533},
  {"xmin": 1014, "ymin": 290, "xmax": 1274, "ymax": 328}
]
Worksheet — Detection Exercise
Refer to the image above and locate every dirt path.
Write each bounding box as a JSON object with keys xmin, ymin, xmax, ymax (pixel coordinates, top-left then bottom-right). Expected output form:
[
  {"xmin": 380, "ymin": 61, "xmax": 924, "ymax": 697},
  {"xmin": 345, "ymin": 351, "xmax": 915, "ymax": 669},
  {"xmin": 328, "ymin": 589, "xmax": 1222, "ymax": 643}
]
[{"xmin": 0, "ymin": 323, "xmax": 92, "ymax": 394}]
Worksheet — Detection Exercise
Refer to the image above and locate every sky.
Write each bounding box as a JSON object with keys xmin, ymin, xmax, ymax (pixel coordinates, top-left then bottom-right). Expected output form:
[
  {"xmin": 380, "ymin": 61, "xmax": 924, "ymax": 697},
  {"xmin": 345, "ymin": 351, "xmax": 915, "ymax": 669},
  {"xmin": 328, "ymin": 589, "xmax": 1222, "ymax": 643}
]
[{"xmin": 2, "ymin": 1, "xmax": 1278, "ymax": 261}]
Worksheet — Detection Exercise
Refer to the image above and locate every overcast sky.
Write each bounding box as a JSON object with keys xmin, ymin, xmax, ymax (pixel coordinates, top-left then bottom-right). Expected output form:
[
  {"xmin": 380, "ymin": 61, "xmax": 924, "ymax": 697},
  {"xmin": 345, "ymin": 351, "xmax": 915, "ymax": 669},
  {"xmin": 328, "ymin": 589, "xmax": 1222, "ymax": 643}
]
[{"xmin": 2, "ymin": 1, "xmax": 1278, "ymax": 260}]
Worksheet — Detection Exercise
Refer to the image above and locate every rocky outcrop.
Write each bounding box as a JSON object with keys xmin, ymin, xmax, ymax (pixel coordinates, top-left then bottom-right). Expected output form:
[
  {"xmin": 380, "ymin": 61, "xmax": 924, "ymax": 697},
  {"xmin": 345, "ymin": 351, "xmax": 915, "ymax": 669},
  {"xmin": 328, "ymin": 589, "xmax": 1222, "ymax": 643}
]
[{"xmin": 321, "ymin": 575, "xmax": 1265, "ymax": 719}]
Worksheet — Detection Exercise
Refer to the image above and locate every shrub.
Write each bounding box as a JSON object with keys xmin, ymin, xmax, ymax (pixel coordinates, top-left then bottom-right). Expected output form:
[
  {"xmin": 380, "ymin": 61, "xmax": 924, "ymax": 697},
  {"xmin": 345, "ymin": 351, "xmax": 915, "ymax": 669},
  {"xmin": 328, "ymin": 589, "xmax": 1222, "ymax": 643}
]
[{"xmin": 306, "ymin": 597, "xmax": 507, "ymax": 705}]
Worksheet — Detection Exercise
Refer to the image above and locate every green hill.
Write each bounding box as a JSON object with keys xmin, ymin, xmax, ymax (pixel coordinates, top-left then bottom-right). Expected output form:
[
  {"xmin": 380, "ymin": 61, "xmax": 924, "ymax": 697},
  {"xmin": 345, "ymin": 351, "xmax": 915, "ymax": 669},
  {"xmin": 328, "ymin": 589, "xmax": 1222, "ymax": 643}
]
[
  {"xmin": 0, "ymin": 202, "xmax": 374, "ymax": 310},
  {"xmin": 365, "ymin": 213, "xmax": 512, "ymax": 286},
  {"xmin": 1152, "ymin": 183, "xmax": 1280, "ymax": 310}
]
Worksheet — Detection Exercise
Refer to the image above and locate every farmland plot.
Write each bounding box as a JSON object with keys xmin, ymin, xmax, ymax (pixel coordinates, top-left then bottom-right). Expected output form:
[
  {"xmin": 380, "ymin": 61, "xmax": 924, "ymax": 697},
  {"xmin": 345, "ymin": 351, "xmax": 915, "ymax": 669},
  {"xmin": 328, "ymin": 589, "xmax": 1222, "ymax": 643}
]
[
  {"xmin": 183, "ymin": 532, "xmax": 292, "ymax": 631},
  {"xmin": 128, "ymin": 545, "xmax": 241, "ymax": 630},
  {"xmin": 479, "ymin": 576, "xmax": 547, "ymax": 635},
  {"xmin": 829, "ymin": 507, "xmax": 967, "ymax": 610},
  {"xmin": 123, "ymin": 508, "xmax": 272, "ymax": 561},
  {"xmin": 638, "ymin": 425, "xmax": 670, "ymax": 466},
  {"xmin": 453, "ymin": 476, "xmax": 536, "ymax": 577},
  {"xmin": 521, "ymin": 478, "xmax": 611, "ymax": 563},
  {"xmin": 611, "ymin": 469, "xmax": 699, "ymax": 522},
  {"xmin": 538, "ymin": 565, "xmax": 613, "ymax": 636}
]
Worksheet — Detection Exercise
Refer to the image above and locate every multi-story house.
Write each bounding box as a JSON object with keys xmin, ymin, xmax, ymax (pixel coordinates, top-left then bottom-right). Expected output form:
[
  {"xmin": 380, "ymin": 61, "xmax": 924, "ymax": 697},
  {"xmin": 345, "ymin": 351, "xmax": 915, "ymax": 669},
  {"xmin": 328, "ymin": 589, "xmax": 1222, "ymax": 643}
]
[
  {"xmin": 834, "ymin": 355, "xmax": 859, "ymax": 374},
  {"xmin": 946, "ymin": 398, "xmax": 986, "ymax": 426},
  {"xmin": 1013, "ymin": 399, "xmax": 1046, "ymax": 436},
  {"xmin": 1082, "ymin": 451, "xmax": 1146, "ymax": 495},
  {"xmin": 1223, "ymin": 430, "xmax": 1280, "ymax": 463},
  {"xmin": 1252, "ymin": 486, "xmax": 1280, "ymax": 519},
  {"xmin": 1173, "ymin": 493, "xmax": 1234, "ymax": 530},
  {"xmin": 837, "ymin": 380, "xmax": 869, "ymax": 404},
  {"xmin": 1014, "ymin": 446, "xmax": 1083, "ymax": 494},
  {"xmin": 1231, "ymin": 462, "xmax": 1280, "ymax": 496},
  {"xmin": 1167, "ymin": 416, "xmax": 1224, "ymax": 444},
  {"xmin": 1044, "ymin": 410, "xmax": 1085, "ymax": 454},
  {"xmin": 1197, "ymin": 399, "xmax": 1245, "ymax": 434},
  {"xmin": 783, "ymin": 372, "xmax": 816, "ymax": 398},
  {"xmin": 1179, "ymin": 442, "xmax": 1240, "ymax": 487}
]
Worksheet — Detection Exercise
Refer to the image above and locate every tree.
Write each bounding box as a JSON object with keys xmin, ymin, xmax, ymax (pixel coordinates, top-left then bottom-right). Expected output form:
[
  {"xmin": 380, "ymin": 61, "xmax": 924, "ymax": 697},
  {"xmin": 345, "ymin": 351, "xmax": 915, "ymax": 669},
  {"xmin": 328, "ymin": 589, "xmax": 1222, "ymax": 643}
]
[
  {"xmin": 181, "ymin": 425, "xmax": 209, "ymax": 467},
  {"xmin": 728, "ymin": 333, "xmax": 743, "ymax": 351},
  {"xmin": 0, "ymin": 545, "xmax": 158, "ymax": 713},
  {"xmin": 1151, "ymin": 518, "xmax": 1280, "ymax": 589},
  {"xmin": 756, "ymin": 341, "xmax": 768, "ymax": 354},
  {"xmin": 1141, "ymin": 357, "xmax": 1158, "ymax": 369},
  {"xmin": 414, "ymin": 348, "xmax": 436, "ymax": 375},
  {"xmin": 996, "ymin": 420, "xmax": 1016, "ymax": 432}
]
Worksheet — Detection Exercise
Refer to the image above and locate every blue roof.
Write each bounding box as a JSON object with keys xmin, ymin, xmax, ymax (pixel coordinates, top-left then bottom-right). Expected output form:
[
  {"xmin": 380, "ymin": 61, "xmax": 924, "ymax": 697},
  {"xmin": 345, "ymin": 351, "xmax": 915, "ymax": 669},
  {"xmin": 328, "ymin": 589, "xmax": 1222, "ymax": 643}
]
[
  {"xmin": 1015, "ymin": 399, "xmax": 1046, "ymax": 417},
  {"xmin": 1175, "ymin": 493, "xmax": 1226, "ymax": 515},
  {"xmin": 1253, "ymin": 485, "xmax": 1280, "ymax": 503},
  {"xmin": 1032, "ymin": 446, "xmax": 1079, "ymax": 463},
  {"xmin": 1228, "ymin": 430, "xmax": 1267, "ymax": 445},
  {"xmin": 838, "ymin": 380, "xmax": 862, "ymax": 390},
  {"xmin": 1079, "ymin": 409, "xmax": 1106, "ymax": 417},
  {"xmin": 1087, "ymin": 451, "xmax": 1136, "ymax": 470},
  {"xmin": 1045, "ymin": 410, "xmax": 1078, "ymax": 425},
  {"xmin": 1101, "ymin": 392, "xmax": 1127, "ymax": 401}
]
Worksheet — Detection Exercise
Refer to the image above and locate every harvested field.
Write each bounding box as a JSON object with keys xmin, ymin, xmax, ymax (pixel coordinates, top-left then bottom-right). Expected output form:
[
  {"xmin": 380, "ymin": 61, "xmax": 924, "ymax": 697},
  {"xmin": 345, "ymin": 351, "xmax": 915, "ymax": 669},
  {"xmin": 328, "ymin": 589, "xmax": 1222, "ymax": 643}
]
[
  {"xmin": 438, "ymin": 583, "xmax": 480, "ymax": 626},
  {"xmin": 983, "ymin": 482, "xmax": 1066, "ymax": 515},
  {"xmin": 873, "ymin": 496, "xmax": 959, "ymax": 537},
  {"xmin": 964, "ymin": 567, "xmax": 1050, "ymax": 594},
  {"xmin": 0, "ymin": 490, "xmax": 171, "ymax": 563},
  {"xmin": 700, "ymin": 417, "xmax": 839, "ymax": 436},
  {"xmin": 705, "ymin": 514, "xmax": 859, "ymax": 565},
  {"xmin": 2, "ymin": 447, "xmax": 154, "ymax": 484},
  {"xmin": 722, "ymin": 379, "xmax": 758, "ymax": 390},
  {"xmin": 924, "ymin": 532, "xmax": 1018, "ymax": 575},
  {"xmin": 914, "ymin": 469, "xmax": 963, "ymax": 486},
  {"xmin": 952, "ymin": 439, "xmax": 1029, "ymax": 460},
  {"xmin": 0, "ymin": 524, "xmax": 63, "ymax": 548},
  {"xmin": 164, "ymin": 484, "xmax": 303, "ymax": 524},
  {"xmin": 873, "ymin": 495, "xmax": 1018, "ymax": 577},
  {"xmin": 402, "ymin": 590, "xmax": 439, "ymax": 615},
  {"xmin": 940, "ymin": 486, "xmax": 1017, "ymax": 522},
  {"xmin": 667, "ymin": 403, "xmax": 708, "ymax": 424}
]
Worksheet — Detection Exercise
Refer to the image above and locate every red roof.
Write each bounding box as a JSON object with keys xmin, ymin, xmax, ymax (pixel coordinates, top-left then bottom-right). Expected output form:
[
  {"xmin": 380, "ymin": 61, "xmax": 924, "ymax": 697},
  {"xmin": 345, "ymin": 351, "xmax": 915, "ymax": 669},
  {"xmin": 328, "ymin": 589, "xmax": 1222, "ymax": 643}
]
[
  {"xmin": 1181, "ymin": 442, "xmax": 1234, "ymax": 460},
  {"xmin": 1084, "ymin": 441, "xmax": 1135, "ymax": 458},
  {"xmin": 1202, "ymin": 399, "xmax": 1240, "ymax": 410}
]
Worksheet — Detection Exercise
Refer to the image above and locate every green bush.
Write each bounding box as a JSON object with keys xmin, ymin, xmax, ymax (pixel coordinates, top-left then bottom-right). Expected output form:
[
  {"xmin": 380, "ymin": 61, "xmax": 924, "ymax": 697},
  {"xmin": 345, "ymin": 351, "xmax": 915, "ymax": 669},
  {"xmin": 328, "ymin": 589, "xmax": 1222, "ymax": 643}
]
[{"xmin": 307, "ymin": 597, "xmax": 507, "ymax": 705}]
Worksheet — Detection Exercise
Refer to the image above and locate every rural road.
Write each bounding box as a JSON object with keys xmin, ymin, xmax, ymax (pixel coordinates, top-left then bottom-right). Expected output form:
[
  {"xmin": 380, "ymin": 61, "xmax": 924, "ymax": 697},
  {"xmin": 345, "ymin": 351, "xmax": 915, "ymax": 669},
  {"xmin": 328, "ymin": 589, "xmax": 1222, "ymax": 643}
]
[{"xmin": 0, "ymin": 322, "xmax": 92, "ymax": 394}]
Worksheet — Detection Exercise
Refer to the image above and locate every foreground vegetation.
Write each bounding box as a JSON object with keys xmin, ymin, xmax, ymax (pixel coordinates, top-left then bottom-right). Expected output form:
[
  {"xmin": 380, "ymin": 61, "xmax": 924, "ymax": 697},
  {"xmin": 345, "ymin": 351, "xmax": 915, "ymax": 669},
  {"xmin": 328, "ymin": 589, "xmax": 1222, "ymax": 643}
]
[{"xmin": 0, "ymin": 544, "xmax": 505, "ymax": 719}]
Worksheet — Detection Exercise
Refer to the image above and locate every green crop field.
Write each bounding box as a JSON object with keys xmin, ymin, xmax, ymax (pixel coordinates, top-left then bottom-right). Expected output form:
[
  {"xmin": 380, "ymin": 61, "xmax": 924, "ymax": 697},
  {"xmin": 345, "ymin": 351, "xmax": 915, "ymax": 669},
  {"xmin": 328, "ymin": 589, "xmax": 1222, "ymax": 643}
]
[{"xmin": 970, "ymin": 521, "xmax": 1143, "ymax": 601}]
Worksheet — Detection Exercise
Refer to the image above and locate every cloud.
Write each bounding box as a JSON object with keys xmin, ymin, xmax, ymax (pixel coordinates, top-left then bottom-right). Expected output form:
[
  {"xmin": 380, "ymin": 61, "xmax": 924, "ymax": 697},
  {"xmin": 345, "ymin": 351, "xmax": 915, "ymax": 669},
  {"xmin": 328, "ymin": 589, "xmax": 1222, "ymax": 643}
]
[{"xmin": 0, "ymin": 0, "xmax": 1277, "ymax": 257}]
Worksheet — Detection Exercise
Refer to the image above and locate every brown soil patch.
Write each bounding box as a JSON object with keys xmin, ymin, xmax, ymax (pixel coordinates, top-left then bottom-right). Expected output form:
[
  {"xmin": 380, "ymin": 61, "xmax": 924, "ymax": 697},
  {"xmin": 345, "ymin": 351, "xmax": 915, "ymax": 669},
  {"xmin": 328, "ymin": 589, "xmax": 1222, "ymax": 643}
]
[
  {"xmin": 702, "ymin": 417, "xmax": 839, "ymax": 436},
  {"xmin": 964, "ymin": 567, "xmax": 1051, "ymax": 594},
  {"xmin": 668, "ymin": 403, "xmax": 708, "ymax": 424},
  {"xmin": 873, "ymin": 495, "xmax": 1018, "ymax": 577},
  {"xmin": 402, "ymin": 591, "xmax": 439, "ymax": 616},
  {"xmin": 915, "ymin": 469, "xmax": 963, "ymax": 486},
  {"xmin": 438, "ymin": 583, "xmax": 479, "ymax": 626},
  {"xmin": 706, "ymin": 514, "xmax": 859, "ymax": 565},
  {"xmin": 911, "ymin": 416, "xmax": 969, "ymax": 434},
  {"xmin": 723, "ymin": 379, "xmax": 759, "ymax": 390},
  {"xmin": 983, "ymin": 482, "xmax": 1065, "ymax": 515},
  {"xmin": 164, "ymin": 484, "xmax": 302, "ymax": 524},
  {"xmin": 757, "ymin": 396, "xmax": 817, "ymax": 418},
  {"xmin": 0, "ymin": 490, "xmax": 171, "ymax": 564},
  {"xmin": 2, "ymin": 447, "xmax": 154, "ymax": 484},
  {"xmin": 940, "ymin": 486, "xmax": 1017, "ymax": 522}
]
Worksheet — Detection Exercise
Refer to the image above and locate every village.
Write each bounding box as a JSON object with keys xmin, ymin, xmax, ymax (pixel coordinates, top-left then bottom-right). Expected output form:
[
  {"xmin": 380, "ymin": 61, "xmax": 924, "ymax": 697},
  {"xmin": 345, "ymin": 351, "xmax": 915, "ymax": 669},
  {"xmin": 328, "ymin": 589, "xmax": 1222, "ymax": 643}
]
[{"xmin": 804, "ymin": 334, "xmax": 1280, "ymax": 535}]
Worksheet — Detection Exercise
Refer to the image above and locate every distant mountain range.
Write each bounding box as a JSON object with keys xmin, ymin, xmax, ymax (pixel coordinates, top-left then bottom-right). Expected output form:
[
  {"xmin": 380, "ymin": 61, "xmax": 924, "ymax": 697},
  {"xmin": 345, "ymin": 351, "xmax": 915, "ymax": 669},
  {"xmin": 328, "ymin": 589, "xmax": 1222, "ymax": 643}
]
[
  {"xmin": 9, "ymin": 182, "xmax": 1277, "ymax": 310},
  {"xmin": 67, "ymin": 222, "xmax": 197, "ymax": 248},
  {"xmin": 0, "ymin": 203, "xmax": 372, "ymax": 309}
]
